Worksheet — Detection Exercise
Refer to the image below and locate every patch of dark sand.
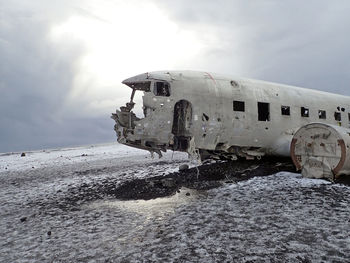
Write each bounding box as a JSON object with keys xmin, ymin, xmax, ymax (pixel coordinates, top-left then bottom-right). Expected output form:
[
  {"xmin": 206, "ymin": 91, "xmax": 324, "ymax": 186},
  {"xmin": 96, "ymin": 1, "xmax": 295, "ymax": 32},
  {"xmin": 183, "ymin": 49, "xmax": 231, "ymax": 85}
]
[
  {"xmin": 114, "ymin": 157, "xmax": 296, "ymax": 201},
  {"xmin": 55, "ymin": 158, "xmax": 296, "ymax": 210},
  {"xmin": 335, "ymin": 174, "xmax": 350, "ymax": 186}
]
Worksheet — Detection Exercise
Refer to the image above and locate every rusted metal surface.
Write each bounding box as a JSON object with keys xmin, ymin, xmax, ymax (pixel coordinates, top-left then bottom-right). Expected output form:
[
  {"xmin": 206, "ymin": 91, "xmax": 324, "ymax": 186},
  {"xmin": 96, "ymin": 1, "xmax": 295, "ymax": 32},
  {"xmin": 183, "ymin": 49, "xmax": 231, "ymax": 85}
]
[{"xmin": 332, "ymin": 139, "xmax": 346, "ymax": 176}]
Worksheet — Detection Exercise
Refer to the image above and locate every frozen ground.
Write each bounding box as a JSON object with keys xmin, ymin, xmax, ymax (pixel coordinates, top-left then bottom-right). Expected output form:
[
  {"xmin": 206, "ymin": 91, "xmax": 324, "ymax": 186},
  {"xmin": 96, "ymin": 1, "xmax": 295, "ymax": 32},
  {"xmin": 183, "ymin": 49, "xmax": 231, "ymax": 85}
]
[{"xmin": 1, "ymin": 143, "xmax": 350, "ymax": 262}]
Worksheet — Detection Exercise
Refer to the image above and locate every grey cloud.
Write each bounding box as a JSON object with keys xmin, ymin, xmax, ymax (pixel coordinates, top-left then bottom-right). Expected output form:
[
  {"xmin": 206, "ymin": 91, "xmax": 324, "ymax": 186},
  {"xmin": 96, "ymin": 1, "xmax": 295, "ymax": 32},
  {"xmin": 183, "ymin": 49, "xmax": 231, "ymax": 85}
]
[
  {"xmin": 0, "ymin": 0, "xmax": 115, "ymax": 152},
  {"xmin": 155, "ymin": 0, "xmax": 350, "ymax": 95}
]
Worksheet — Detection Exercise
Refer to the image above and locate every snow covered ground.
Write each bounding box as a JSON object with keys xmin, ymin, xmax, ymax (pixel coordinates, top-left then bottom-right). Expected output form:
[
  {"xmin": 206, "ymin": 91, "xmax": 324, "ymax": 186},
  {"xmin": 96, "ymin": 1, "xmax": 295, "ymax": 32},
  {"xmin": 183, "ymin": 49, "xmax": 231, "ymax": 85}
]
[
  {"xmin": 0, "ymin": 143, "xmax": 147, "ymax": 172},
  {"xmin": 1, "ymin": 143, "xmax": 350, "ymax": 262}
]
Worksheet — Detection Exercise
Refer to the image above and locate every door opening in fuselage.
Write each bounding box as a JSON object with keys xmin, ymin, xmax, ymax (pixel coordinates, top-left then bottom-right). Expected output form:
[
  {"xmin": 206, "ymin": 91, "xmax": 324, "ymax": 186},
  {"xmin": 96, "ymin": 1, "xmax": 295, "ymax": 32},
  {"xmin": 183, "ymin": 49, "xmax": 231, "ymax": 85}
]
[
  {"xmin": 172, "ymin": 100, "xmax": 192, "ymax": 151},
  {"xmin": 258, "ymin": 102, "xmax": 270, "ymax": 121}
]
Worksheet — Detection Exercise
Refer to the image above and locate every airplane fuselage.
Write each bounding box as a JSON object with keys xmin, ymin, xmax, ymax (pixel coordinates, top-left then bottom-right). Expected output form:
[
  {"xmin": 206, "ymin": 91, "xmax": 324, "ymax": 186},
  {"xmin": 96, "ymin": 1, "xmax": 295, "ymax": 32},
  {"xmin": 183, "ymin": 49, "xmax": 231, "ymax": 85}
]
[{"xmin": 112, "ymin": 71, "xmax": 350, "ymax": 161}]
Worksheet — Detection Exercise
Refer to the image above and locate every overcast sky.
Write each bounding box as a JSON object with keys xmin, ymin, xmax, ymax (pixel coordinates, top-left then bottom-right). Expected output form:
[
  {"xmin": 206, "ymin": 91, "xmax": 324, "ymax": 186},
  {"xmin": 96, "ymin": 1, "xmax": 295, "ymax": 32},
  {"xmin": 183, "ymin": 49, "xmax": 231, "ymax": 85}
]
[{"xmin": 1, "ymin": 0, "xmax": 350, "ymax": 153}]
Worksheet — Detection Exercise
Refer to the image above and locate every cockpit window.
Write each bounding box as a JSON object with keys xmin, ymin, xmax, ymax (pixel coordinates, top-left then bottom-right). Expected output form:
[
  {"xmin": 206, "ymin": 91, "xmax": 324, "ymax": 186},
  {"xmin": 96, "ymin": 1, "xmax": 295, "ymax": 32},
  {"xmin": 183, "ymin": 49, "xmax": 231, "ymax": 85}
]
[
  {"xmin": 154, "ymin": 82, "xmax": 170, "ymax": 97},
  {"xmin": 125, "ymin": 81, "xmax": 151, "ymax": 91}
]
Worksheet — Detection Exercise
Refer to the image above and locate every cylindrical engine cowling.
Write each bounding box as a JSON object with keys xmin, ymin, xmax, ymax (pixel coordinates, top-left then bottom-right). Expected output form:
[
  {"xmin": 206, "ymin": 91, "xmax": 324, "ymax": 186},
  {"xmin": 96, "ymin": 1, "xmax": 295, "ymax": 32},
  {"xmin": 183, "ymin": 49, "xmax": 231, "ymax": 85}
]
[{"xmin": 290, "ymin": 123, "xmax": 350, "ymax": 180}]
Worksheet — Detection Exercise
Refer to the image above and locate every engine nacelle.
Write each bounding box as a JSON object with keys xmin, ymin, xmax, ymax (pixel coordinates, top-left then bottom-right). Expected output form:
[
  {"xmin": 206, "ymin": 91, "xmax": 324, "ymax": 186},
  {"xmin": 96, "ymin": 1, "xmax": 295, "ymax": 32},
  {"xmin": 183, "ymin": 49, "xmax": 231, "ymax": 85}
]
[{"xmin": 291, "ymin": 123, "xmax": 350, "ymax": 180}]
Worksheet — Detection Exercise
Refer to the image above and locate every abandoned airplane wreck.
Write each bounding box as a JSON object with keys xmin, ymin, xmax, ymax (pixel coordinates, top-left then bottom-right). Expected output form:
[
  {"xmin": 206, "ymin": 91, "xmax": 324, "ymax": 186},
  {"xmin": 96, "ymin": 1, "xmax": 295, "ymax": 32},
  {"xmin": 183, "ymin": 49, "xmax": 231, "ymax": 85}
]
[{"xmin": 111, "ymin": 70, "xmax": 350, "ymax": 180}]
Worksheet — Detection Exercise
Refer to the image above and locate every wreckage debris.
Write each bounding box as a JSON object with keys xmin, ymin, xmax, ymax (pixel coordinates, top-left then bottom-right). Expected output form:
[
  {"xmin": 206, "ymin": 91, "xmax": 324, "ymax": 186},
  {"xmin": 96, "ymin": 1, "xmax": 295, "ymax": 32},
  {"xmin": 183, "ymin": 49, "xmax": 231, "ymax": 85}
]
[{"xmin": 111, "ymin": 71, "xmax": 350, "ymax": 181}]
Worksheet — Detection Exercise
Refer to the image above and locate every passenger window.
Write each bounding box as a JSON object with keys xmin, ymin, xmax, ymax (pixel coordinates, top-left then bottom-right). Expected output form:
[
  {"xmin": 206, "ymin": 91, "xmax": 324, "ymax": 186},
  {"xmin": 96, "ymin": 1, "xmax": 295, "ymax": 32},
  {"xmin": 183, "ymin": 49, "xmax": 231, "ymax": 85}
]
[
  {"xmin": 281, "ymin": 106, "xmax": 290, "ymax": 116},
  {"xmin": 334, "ymin": 112, "xmax": 341, "ymax": 121},
  {"xmin": 301, "ymin": 107, "xmax": 309, "ymax": 117},
  {"xmin": 348, "ymin": 113, "xmax": 350, "ymax": 123},
  {"xmin": 258, "ymin": 102, "xmax": 270, "ymax": 121},
  {"xmin": 233, "ymin": 101, "xmax": 245, "ymax": 112},
  {"xmin": 318, "ymin": 110, "xmax": 326, "ymax": 119},
  {"xmin": 154, "ymin": 82, "xmax": 170, "ymax": 97}
]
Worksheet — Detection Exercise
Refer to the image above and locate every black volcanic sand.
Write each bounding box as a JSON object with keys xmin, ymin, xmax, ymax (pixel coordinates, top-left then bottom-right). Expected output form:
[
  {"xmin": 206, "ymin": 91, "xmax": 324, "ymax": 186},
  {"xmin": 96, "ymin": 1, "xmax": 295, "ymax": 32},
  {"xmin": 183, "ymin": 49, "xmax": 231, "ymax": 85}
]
[
  {"xmin": 6, "ymin": 152, "xmax": 350, "ymax": 262},
  {"xmin": 113, "ymin": 158, "xmax": 297, "ymax": 200},
  {"xmin": 335, "ymin": 174, "xmax": 350, "ymax": 185},
  {"xmin": 53, "ymin": 158, "xmax": 300, "ymax": 210}
]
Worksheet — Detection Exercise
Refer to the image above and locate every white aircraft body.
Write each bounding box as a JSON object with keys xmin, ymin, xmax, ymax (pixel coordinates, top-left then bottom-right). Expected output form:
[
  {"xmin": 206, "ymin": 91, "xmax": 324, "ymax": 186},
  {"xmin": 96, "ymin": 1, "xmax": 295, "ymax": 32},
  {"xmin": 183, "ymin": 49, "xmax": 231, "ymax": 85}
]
[{"xmin": 111, "ymin": 71, "xmax": 350, "ymax": 176}]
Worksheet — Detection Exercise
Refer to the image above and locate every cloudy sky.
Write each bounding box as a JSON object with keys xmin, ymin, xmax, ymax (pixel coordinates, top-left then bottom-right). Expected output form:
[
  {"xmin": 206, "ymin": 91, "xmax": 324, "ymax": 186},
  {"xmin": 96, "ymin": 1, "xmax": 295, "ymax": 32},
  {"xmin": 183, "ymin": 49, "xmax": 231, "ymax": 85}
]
[{"xmin": 1, "ymin": 0, "xmax": 350, "ymax": 153}]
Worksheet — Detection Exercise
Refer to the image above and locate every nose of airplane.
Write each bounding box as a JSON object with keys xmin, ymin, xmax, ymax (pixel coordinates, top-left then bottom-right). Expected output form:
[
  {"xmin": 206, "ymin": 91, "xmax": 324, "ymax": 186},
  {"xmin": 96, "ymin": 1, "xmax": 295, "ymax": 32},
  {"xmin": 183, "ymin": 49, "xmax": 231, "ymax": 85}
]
[{"xmin": 122, "ymin": 72, "xmax": 150, "ymax": 84}]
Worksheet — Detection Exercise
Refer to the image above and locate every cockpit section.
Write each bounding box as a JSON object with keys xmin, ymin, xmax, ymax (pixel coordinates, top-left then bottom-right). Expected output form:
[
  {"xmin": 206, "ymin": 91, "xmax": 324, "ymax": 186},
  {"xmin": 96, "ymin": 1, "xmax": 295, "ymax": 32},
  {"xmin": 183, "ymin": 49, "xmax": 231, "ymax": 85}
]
[
  {"xmin": 111, "ymin": 76, "xmax": 173, "ymax": 157},
  {"xmin": 121, "ymin": 80, "xmax": 151, "ymax": 111}
]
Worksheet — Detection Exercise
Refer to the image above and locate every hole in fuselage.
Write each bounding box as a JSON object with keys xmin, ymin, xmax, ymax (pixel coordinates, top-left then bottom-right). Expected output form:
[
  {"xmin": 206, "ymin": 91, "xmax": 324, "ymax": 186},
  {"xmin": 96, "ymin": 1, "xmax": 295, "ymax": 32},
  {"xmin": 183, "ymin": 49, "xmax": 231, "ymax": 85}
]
[
  {"xmin": 130, "ymin": 90, "xmax": 145, "ymax": 119},
  {"xmin": 202, "ymin": 113, "xmax": 209, "ymax": 121}
]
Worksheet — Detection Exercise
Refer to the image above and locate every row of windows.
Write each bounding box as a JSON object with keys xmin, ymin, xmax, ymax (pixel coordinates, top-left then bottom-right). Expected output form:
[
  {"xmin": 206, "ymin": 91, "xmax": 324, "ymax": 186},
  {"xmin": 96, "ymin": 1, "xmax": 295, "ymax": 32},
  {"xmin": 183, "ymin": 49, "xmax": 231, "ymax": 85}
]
[{"xmin": 233, "ymin": 100, "xmax": 349, "ymax": 122}]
